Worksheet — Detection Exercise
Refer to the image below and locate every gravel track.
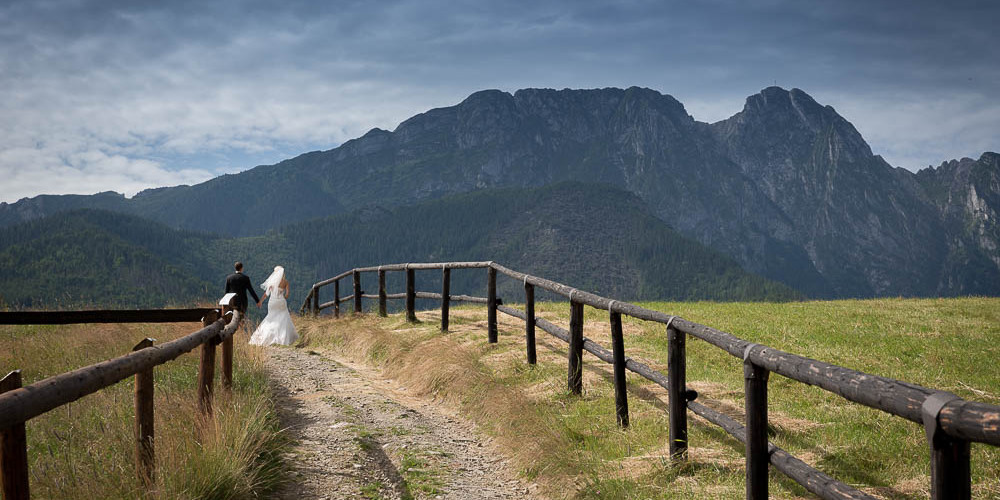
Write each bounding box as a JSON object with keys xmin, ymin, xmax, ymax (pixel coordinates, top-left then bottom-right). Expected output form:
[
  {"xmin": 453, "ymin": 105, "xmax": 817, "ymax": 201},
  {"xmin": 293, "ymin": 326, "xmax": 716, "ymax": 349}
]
[{"xmin": 265, "ymin": 346, "xmax": 539, "ymax": 499}]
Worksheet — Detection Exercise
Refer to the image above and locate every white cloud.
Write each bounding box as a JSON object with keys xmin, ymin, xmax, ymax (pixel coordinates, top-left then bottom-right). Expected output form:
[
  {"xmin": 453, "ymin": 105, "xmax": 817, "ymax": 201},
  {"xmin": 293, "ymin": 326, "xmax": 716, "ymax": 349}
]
[
  {"xmin": 0, "ymin": 3, "xmax": 459, "ymax": 202},
  {"xmin": 820, "ymin": 90, "xmax": 1000, "ymax": 171},
  {"xmin": 0, "ymin": 0, "xmax": 997, "ymax": 203},
  {"xmin": 1, "ymin": 146, "xmax": 213, "ymax": 201}
]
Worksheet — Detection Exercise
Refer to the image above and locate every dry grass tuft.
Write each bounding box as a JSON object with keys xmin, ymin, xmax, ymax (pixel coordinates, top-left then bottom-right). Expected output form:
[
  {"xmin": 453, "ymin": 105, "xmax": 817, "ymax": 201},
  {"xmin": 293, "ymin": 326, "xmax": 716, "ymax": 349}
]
[{"xmin": 1, "ymin": 321, "xmax": 286, "ymax": 499}]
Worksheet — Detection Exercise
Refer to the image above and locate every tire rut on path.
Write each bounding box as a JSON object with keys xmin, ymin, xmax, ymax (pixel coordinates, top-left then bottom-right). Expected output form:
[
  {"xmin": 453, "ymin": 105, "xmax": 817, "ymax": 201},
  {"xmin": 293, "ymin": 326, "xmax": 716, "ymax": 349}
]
[{"xmin": 265, "ymin": 346, "xmax": 539, "ymax": 499}]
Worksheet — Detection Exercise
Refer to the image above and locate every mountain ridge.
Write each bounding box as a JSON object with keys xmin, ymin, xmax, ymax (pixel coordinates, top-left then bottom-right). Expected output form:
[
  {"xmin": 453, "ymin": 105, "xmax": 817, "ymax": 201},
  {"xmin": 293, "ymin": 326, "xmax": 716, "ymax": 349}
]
[{"xmin": 1, "ymin": 86, "xmax": 997, "ymax": 298}]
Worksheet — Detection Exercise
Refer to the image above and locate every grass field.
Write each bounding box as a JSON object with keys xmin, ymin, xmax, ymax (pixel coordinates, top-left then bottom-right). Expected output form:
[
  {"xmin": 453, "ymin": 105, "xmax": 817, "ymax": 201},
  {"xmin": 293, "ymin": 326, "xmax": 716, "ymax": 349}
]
[
  {"xmin": 0, "ymin": 318, "xmax": 287, "ymax": 499},
  {"xmin": 296, "ymin": 297, "xmax": 1000, "ymax": 499}
]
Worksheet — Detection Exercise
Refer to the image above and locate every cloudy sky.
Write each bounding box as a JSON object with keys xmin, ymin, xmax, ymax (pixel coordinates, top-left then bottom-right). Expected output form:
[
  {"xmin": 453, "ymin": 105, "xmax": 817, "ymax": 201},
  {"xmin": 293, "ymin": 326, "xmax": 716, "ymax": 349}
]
[{"xmin": 1, "ymin": 0, "xmax": 997, "ymax": 203}]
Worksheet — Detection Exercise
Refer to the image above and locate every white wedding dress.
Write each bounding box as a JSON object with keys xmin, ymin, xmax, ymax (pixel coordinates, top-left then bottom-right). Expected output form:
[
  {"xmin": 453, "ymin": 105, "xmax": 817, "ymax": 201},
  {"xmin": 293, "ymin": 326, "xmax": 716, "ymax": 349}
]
[{"xmin": 249, "ymin": 286, "xmax": 298, "ymax": 346}]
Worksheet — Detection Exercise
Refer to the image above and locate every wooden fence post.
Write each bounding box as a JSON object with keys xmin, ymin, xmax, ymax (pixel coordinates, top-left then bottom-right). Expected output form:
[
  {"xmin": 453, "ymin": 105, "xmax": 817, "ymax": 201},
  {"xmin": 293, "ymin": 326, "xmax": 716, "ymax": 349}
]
[
  {"xmin": 568, "ymin": 300, "xmax": 584, "ymax": 395},
  {"xmin": 378, "ymin": 269, "xmax": 387, "ymax": 317},
  {"xmin": 334, "ymin": 279, "xmax": 340, "ymax": 318},
  {"xmin": 0, "ymin": 370, "xmax": 29, "ymax": 500},
  {"xmin": 312, "ymin": 286, "xmax": 319, "ymax": 316},
  {"xmin": 668, "ymin": 324, "xmax": 688, "ymax": 459},
  {"xmin": 406, "ymin": 267, "xmax": 417, "ymax": 322},
  {"xmin": 744, "ymin": 350, "xmax": 769, "ymax": 500},
  {"xmin": 524, "ymin": 282, "xmax": 536, "ymax": 365},
  {"xmin": 221, "ymin": 332, "xmax": 234, "ymax": 390},
  {"xmin": 610, "ymin": 310, "xmax": 629, "ymax": 428},
  {"xmin": 215, "ymin": 306, "xmax": 232, "ymax": 391},
  {"xmin": 441, "ymin": 266, "xmax": 450, "ymax": 331},
  {"xmin": 353, "ymin": 270, "xmax": 362, "ymax": 314},
  {"xmin": 132, "ymin": 338, "xmax": 155, "ymax": 486},
  {"xmin": 198, "ymin": 312, "xmax": 218, "ymax": 416},
  {"xmin": 923, "ymin": 392, "xmax": 971, "ymax": 500},
  {"xmin": 487, "ymin": 267, "xmax": 497, "ymax": 343}
]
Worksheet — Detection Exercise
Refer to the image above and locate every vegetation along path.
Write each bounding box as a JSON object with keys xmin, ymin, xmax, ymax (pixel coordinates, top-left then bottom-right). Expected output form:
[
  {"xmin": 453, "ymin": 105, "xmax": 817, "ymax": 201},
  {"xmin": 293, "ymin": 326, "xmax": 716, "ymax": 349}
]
[{"xmin": 262, "ymin": 343, "xmax": 539, "ymax": 499}]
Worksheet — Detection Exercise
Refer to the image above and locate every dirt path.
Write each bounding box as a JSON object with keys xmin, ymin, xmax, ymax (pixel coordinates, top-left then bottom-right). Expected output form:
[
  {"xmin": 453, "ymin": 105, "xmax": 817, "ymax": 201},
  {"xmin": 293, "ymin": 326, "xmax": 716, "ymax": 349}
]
[{"xmin": 264, "ymin": 346, "xmax": 539, "ymax": 499}]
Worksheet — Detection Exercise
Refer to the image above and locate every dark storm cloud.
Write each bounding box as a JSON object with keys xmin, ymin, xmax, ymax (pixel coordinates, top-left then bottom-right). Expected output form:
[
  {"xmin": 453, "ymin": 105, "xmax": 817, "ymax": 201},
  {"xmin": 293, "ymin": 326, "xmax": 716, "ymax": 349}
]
[{"xmin": 1, "ymin": 0, "xmax": 997, "ymax": 202}]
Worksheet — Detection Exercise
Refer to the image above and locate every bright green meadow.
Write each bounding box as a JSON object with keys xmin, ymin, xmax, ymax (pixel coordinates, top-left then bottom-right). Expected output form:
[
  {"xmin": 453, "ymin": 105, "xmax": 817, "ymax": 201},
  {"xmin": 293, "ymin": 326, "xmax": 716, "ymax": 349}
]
[{"xmin": 299, "ymin": 296, "xmax": 1000, "ymax": 499}]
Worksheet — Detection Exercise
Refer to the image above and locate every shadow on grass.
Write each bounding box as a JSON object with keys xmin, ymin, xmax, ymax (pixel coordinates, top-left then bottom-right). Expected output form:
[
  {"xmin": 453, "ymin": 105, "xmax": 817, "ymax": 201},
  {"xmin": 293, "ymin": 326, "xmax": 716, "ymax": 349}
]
[{"xmin": 568, "ymin": 341, "xmax": 922, "ymax": 500}]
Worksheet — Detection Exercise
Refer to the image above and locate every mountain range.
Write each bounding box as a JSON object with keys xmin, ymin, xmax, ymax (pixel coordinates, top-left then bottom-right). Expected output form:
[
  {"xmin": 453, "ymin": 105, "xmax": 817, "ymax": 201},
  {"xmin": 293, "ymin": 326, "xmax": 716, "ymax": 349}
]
[
  {"xmin": 0, "ymin": 184, "xmax": 800, "ymax": 308},
  {"xmin": 1, "ymin": 86, "xmax": 997, "ymax": 303}
]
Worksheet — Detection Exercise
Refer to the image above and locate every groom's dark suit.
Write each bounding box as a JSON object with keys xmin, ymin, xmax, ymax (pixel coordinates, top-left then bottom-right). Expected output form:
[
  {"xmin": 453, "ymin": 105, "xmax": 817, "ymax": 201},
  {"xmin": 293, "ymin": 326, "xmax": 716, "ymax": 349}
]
[{"xmin": 225, "ymin": 271, "xmax": 260, "ymax": 312}]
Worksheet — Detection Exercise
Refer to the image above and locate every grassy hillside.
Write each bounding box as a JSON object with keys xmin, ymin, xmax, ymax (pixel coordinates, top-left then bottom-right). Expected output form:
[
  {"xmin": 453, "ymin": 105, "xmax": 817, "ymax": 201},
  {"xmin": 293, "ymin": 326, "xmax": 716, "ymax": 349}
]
[
  {"xmin": 295, "ymin": 297, "xmax": 1000, "ymax": 499},
  {"xmin": 0, "ymin": 183, "xmax": 800, "ymax": 308}
]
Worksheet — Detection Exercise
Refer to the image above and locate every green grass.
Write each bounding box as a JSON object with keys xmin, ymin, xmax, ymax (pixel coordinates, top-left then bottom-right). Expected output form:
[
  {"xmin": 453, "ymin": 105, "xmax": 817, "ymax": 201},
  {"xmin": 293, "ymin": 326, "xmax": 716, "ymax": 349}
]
[
  {"xmin": 298, "ymin": 298, "xmax": 1000, "ymax": 499},
  {"xmin": 398, "ymin": 447, "xmax": 445, "ymax": 497},
  {"xmin": 0, "ymin": 321, "xmax": 287, "ymax": 499},
  {"xmin": 346, "ymin": 421, "xmax": 445, "ymax": 500},
  {"xmin": 361, "ymin": 480, "xmax": 387, "ymax": 499}
]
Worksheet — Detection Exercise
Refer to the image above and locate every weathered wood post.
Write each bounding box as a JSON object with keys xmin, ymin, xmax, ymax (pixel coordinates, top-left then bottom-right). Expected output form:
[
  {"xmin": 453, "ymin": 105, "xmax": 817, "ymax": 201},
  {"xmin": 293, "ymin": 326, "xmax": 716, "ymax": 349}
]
[
  {"xmin": 218, "ymin": 298, "xmax": 234, "ymax": 391},
  {"xmin": 221, "ymin": 332, "xmax": 234, "ymax": 390},
  {"xmin": 132, "ymin": 338, "xmax": 155, "ymax": 486},
  {"xmin": 441, "ymin": 266, "xmax": 451, "ymax": 331},
  {"xmin": 923, "ymin": 392, "xmax": 971, "ymax": 500},
  {"xmin": 610, "ymin": 308, "xmax": 629, "ymax": 428},
  {"xmin": 744, "ymin": 347, "xmax": 769, "ymax": 500},
  {"xmin": 198, "ymin": 311, "xmax": 219, "ymax": 415},
  {"xmin": 487, "ymin": 266, "xmax": 498, "ymax": 343},
  {"xmin": 405, "ymin": 267, "xmax": 417, "ymax": 322},
  {"xmin": 667, "ymin": 322, "xmax": 688, "ymax": 459},
  {"xmin": 311, "ymin": 285, "xmax": 319, "ymax": 316},
  {"xmin": 568, "ymin": 300, "xmax": 584, "ymax": 395},
  {"xmin": 524, "ymin": 282, "xmax": 536, "ymax": 365},
  {"xmin": 353, "ymin": 270, "xmax": 362, "ymax": 314},
  {"xmin": 378, "ymin": 268, "xmax": 387, "ymax": 317},
  {"xmin": 0, "ymin": 370, "xmax": 29, "ymax": 500},
  {"xmin": 334, "ymin": 279, "xmax": 341, "ymax": 318}
]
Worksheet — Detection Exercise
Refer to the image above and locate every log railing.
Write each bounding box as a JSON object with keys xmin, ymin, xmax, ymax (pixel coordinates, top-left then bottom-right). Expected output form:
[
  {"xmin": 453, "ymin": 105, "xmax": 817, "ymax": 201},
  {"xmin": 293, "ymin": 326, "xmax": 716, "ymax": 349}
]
[
  {"xmin": 304, "ymin": 261, "xmax": 1000, "ymax": 500},
  {"xmin": 0, "ymin": 303, "xmax": 243, "ymax": 499}
]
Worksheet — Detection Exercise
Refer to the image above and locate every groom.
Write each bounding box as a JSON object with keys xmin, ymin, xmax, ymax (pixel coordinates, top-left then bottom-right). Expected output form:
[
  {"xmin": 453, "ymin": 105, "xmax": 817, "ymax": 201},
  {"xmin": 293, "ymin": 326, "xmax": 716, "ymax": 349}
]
[{"xmin": 225, "ymin": 261, "xmax": 261, "ymax": 313}]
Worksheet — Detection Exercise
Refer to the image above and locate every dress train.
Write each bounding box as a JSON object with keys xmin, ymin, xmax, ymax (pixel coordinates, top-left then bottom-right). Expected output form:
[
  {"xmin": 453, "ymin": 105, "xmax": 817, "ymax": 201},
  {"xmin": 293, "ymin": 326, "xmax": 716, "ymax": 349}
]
[{"xmin": 249, "ymin": 289, "xmax": 298, "ymax": 346}]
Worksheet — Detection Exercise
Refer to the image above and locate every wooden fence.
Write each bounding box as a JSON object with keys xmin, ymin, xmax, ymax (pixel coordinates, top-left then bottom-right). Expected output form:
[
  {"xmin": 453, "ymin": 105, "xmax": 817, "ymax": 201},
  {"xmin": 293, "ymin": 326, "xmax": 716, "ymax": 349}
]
[
  {"xmin": 302, "ymin": 261, "xmax": 1000, "ymax": 500},
  {"xmin": 0, "ymin": 304, "xmax": 243, "ymax": 499}
]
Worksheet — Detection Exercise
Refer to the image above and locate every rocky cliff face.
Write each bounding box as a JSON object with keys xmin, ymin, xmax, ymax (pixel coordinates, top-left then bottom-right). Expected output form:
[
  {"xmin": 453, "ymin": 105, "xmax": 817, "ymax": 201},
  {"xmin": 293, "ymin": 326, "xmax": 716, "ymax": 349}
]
[
  {"xmin": 916, "ymin": 153, "xmax": 1000, "ymax": 294},
  {"xmin": 304, "ymin": 86, "xmax": 972, "ymax": 296},
  {"xmin": 1, "ymin": 86, "xmax": 997, "ymax": 298},
  {"xmin": 712, "ymin": 88, "xmax": 948, "ymax": 296}
]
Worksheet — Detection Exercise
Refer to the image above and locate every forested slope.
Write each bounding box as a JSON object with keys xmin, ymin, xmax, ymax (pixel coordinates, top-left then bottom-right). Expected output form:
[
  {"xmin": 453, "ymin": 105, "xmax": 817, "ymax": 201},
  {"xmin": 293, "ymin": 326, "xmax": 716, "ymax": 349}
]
[{"xmin": 0, "ymin": 183, "xmax": 800, "ymax": 308}]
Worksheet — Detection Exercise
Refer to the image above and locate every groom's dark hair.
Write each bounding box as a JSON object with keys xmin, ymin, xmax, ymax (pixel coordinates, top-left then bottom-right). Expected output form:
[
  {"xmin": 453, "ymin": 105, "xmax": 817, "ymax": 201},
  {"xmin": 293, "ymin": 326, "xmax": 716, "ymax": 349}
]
[{"xmin": 234, "ymin": 261, "xmax": 243, "ymax": 271}]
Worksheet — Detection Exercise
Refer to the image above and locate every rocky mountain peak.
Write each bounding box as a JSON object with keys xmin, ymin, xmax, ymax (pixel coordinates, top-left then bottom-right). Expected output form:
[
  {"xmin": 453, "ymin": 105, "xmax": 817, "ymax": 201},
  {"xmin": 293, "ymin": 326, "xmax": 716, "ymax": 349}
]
[
  {"xmin": 715, "ymin": 85, "xmax": 876, "ymax": 170},
  {"xmin": 980, "ymin": 151, "xmax": 1000, "ymax": 167},
  {"xmin": 361, "ymin": 127, "xmax": 390, "ymax": 138},
  {"xmin": 388, "ymin": 89, "xmax": 516, "ymax": 147},
  {"xmin": 458, "ymin": 89, "xmax": 514, "ymax": 107},
  {"xmin": 739, "ymin": 87, "xmax": 835, "ymax": 133},
  {"xmin": 620, "ymin": 86, "xmax": 692, "ymax": 122}
]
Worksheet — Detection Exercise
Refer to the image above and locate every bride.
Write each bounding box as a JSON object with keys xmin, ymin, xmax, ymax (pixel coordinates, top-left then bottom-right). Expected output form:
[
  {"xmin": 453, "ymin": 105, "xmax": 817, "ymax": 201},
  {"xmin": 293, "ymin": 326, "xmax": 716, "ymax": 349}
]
[{"xmin": 249, "ymin": 266, "xmax": 298, "ymax": 346}]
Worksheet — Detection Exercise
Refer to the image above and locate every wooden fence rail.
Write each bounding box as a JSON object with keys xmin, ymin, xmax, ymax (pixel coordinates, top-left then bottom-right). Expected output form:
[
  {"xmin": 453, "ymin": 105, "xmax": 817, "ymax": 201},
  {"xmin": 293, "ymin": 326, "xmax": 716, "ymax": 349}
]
[
  {"xmin": 0, "ymin": 304, "xmax": 243, "ymax": 499},
  {"xmin": 0, "ymin": 308, "xmax": 217, "ymax": 325},
  {"xmin": 306, "ymin": 261, "xmax": 1000, "ymax": 500}
]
